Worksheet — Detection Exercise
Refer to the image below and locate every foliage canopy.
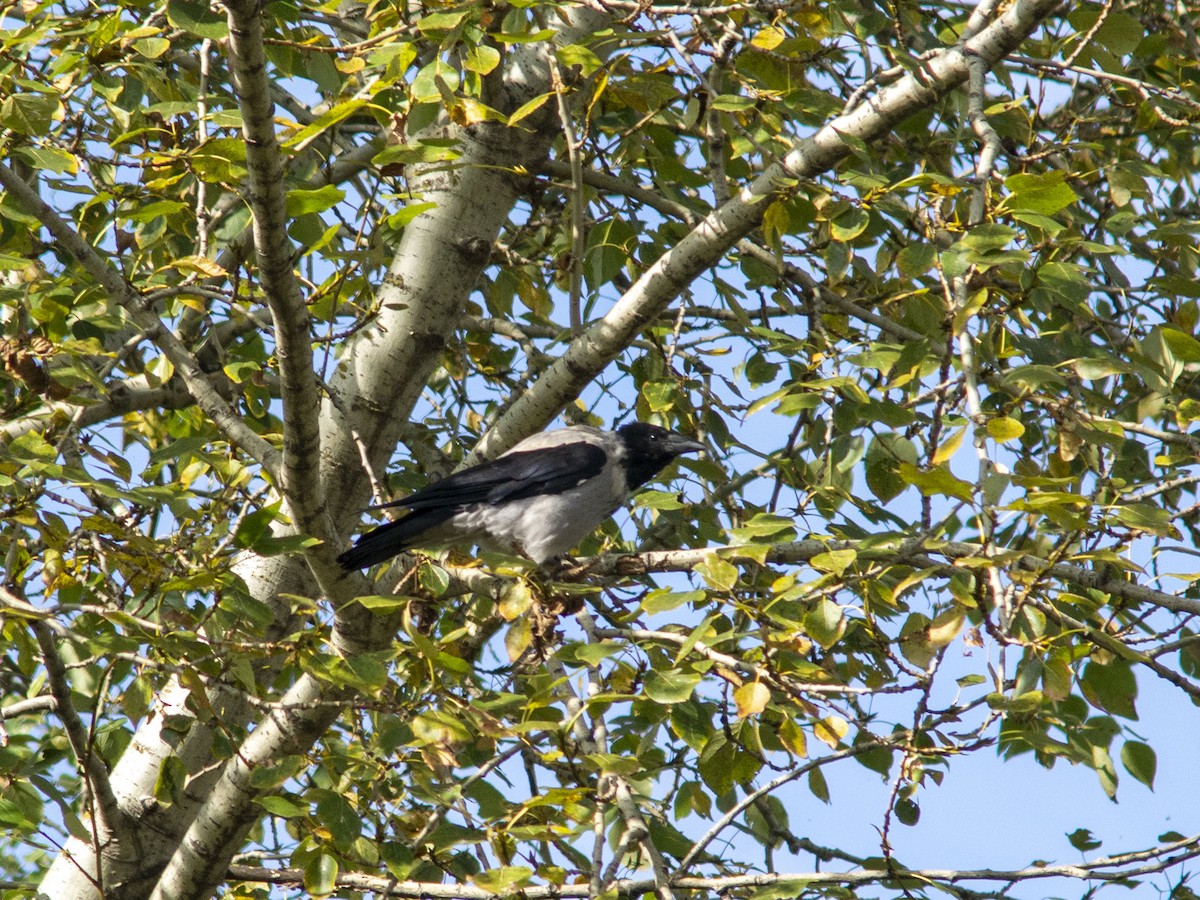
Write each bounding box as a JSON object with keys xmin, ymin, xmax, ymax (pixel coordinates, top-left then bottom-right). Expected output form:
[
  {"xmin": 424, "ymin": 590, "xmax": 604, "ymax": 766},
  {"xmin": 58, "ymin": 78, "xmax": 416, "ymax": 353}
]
[{"xmin": 2, "ymin": 0, "xmax": 1200, "ymax": 898}]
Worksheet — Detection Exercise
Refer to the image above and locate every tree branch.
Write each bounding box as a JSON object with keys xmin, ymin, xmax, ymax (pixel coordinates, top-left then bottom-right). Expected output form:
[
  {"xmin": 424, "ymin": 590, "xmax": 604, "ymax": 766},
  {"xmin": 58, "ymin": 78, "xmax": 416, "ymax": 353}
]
[
  {"xmin": 0, "ymin": 586, "xmax": 130, "ymax": 853},
  {"xmin": 474, "ymin": 0, "xmax": 1062, "ymax": 459},
  {"xmin": 224, "ymin": 831, "xmax": 1200, "ymax": 897},
  {"xmin": 146, "ymin": 674, "xmax": 347, "ymax": 900},
  {"xmin": 0, "ymin": 163, "xmax": 283, "ymax": 480},
  {"xmin": 224, "ymin": 0, "xmax": 328, "ymax": 544}
]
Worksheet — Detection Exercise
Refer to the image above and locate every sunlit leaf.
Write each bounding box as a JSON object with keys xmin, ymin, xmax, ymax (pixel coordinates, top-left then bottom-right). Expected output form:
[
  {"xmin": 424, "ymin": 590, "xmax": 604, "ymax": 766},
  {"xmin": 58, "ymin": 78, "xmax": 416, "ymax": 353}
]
[{"xmin": 734, "ymin": 681, "xmax": 770, "ymax": 718}]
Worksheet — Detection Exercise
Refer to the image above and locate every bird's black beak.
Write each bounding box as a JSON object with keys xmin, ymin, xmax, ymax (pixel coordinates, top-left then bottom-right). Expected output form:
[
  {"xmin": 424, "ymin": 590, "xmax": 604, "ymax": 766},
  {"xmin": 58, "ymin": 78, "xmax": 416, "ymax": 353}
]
[{"xmin": 666, "ymin": 434, "xmax": 705, "ymax": 456}]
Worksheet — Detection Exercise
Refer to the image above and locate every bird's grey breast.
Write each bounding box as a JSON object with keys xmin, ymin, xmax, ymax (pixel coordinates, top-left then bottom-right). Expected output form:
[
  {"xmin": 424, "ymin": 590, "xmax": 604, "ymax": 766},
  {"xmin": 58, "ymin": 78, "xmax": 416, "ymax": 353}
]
[{"xmin": 452, "ymin": 457, "xmax": 628, "ymax": 563}]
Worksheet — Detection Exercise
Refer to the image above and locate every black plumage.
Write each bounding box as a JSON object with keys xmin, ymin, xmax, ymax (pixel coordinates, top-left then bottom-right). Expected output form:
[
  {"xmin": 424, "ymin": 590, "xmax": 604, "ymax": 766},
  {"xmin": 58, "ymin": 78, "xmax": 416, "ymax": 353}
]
[{"xmin": 338, "ymin": 423, "xmax": 703, "ymax": 569}]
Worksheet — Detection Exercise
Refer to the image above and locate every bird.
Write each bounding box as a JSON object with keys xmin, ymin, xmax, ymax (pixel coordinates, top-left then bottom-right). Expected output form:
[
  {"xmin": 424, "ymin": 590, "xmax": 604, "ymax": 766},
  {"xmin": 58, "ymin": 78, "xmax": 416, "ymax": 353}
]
[{"xmin": 338, "ymin": 423, "xmax": 704, "ymax": 570}]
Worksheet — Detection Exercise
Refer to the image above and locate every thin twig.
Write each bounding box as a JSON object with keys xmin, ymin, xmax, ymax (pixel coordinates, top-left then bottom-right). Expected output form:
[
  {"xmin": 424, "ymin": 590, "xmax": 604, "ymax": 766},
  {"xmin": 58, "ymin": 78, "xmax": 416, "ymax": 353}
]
[{"xmin": 547, "ymin": 52, "xmax": 586, "ymax": 333}]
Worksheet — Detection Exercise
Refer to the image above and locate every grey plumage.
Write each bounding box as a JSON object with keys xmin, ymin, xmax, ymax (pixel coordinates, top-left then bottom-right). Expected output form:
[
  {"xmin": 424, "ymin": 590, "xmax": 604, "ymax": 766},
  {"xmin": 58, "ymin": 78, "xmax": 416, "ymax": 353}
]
[{"xmin": 338, "ymin": 423, "xmax": 703, "ymax": 569}]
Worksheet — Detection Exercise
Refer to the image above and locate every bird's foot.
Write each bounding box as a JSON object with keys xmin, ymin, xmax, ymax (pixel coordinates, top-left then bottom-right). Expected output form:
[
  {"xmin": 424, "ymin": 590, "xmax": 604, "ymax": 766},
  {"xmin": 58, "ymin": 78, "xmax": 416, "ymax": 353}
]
[{"xmin": 544, "ymin": 554, "xmax": 598, "ymax": 581}]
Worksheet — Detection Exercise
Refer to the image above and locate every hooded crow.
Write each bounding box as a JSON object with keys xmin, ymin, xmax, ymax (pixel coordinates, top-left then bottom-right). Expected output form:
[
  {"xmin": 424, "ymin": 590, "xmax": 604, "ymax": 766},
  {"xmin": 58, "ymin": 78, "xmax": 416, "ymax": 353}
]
[{"xmin": 337, "ymin": 423, "xmax": 704, "ymax": 569}]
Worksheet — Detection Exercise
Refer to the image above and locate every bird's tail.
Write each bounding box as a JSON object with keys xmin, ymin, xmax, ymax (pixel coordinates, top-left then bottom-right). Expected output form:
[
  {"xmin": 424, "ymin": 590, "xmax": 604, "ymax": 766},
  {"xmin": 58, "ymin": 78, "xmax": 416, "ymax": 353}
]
[{"xmin": 337, "ymin": 514, "xmax": 439, "ymax": 570}]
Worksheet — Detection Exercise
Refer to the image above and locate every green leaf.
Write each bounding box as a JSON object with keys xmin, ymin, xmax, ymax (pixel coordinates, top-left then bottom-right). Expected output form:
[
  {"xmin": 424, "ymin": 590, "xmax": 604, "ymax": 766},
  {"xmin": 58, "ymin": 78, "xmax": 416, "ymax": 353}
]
[
  {"xmin": 1112, "ymin": 502, "xmax": 1178, "ymax": 538},
  {"xmin": 1161, "ymin": 327, "xmax": 1200, "ymax": 363},
  {"xmin": 669, "ymin": 700, "xmax": 712, "ymax": 752},
  {"xmin": 343, "ymin": 653, "xmax": 390, "ymax": 692},
  {"xmin": 727, "ymin": 513, "xmax": 796, "ymax": 543},
  {"xmin": 1, "ymin": 91, "xmax": 59, "ymax": 136},
  {"xmin": 810, "ymin": 548, "xmax": 855, "ymax": 575},
  {"xmin": 418, "ymin": 9, "xmax": 469, "ymax": 33},
  {"xmin": 419, "ymin": 562, "xmax": 450, "ymax": 595},
  {"xmin": 894, "ymin": 797, "xmax": 920, "ymax": 826},
  {"xmin": 507, "ymin": 92, "xmax": 554, "ymax": 126},
  {"xmin": 808, "ymin": 767, "xmax": 830, "ymax": 803},
  {"xmin": 641, "ymin": 588, "xmax": 705, "ymax": 614},
  {"xmin": 928, "ymin": 608, "xmax": 965, "ymax": 647},
  {"xmin": 1093, "ymin": 745, "xmax": 1119, "ymax": 799},
  {"xmin": 642, "ymin": 381, "xmax": 675, "ymax": 413},
  {"xmin": 472, "ymin": 866, "xmax": 534, "ymax": 893},
  {"xmin": 694, "ymin": 553, "xmax": 739, "ymax": 592},
  {"xmin": 1068, "ymin": 8, "xmax": 1143, "ymax": 57},
  {"xmin": 166, "ymin": 0, "xmax": 229, "ymax": 38},
  {"xmin": 355, "ymin": 595, "xmax": 410, "ymax": 614},
  {"xmin": 830, "ymin": 207, "xmax": 870, "ymax": 242},
  {"xmin": 283, "ymin": 99, "xmax": 368, "ymax": 151},
  {"xmin": 864, "ymin": 433, "xmax": 918, "ymax": 502},
  {"xmin": 1002, "ymin": 172, "xmax": 1078, "ymax": 215},
  {"xmin": 14, "ymin": 146, "xmax": 78, "ymax": 175},
  {"xmin": 314, "ymin": 790, "xmax": 362, "ymax": 847},
  {"xmin": 1081, "ymin": 659, "xmax": 1138, "ymax": 720},
  {"xmin": 710, "ymin": 94, "xmax": 755, "ymax": 111},
  {"xmin": 698, "ymin": 735, "xmax": 736, "ymax": 795},
  {"xmin": 464, "ymin": 45, "xmax": 501, "ymax": 74},
  {"xmin": 385, "ymin": 201, "xmax": 440, "ymax": 229},
  {"xmin": 561, "ymin": 640, "xmax": 622, "ymax": 667},
  {"xmin": 897, "ymin": 242, "xmax": 935, "ymax": 277},
  {"xmin": 256, "ymin": 795, "xmax": 306, "ymax": 818},
  {"xmin": 779, "ymin": 717, "xmax": 808, "ymax": 757},
  {"xmin": 286, "ymin": 186, "xmax": 346, "ymax": 217},
  {"xmin": 804, "ymin": 599, "xmax": 846, "ymax": 650},
  {"xmin": 1066, "ymin": 827, "xmax": 1102, "ymax": 852},
  {"xmin": 899, "ymin": 613, "xmax": 935, "ymax": 669},
  {"xmin": 897, "ymin": 462, "xmax": 975, "ymax": 502},
  {"xmin": 191, "ymin": 137, "xmax": 248, "ymax": 183},
  {"xmin": 133, "ymin": 36, "xmax": 171, "ymax": 59},
  {"xmin": 303, "ymin": 853, "xmax": 338, "ymax": 897},
  {"xmin": 644, "ymin": 669, "xmax": 702, "ymax": 704},
  {"xmin": 1120, "ymin": 740, "xmax": 1156, "ymax": 790},
  {"xmin": 556, "ymin": 44, "xmax": 602, "ymax": 75},
  {"xmin": 960, "ymin": 223, "xmax": 1016, "ymax": 252},
  {"xmin": 248, "ymin": 534, "xmax": 321, "ymax": 557},
  {"xmin": 233, "ymin": 503, "xmax": 277, "ymax": 549},
  {"xmin": 986, "ymin": 417, "xmax": 1025, "ymax": 442}
]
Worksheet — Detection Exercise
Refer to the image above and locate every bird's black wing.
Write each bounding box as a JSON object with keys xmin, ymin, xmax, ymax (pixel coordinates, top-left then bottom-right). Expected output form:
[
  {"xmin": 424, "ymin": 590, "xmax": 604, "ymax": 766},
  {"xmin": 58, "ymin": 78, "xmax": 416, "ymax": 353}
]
[
  {"xmin": 377, "ymin": 442, "xmax": 608, "ymax": 511},
  {"xmin": 338, "ymin": 441, "xmax": 607, "ymax": 570}
]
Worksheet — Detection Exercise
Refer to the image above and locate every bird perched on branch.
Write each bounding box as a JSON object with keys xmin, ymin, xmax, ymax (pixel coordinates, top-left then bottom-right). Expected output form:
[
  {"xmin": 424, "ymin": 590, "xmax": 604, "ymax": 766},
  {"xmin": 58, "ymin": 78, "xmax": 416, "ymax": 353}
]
[{"xmin": 338, "ymin": 423, "xmax": 704, "ymax": 570}]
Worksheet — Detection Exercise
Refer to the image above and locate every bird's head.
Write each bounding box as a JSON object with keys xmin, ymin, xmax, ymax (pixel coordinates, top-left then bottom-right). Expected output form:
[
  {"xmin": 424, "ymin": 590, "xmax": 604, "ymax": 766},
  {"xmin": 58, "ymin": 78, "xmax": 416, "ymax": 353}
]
[{"xmin": 617, "ymin": 422, "xmax": 705, "ymax": 488}]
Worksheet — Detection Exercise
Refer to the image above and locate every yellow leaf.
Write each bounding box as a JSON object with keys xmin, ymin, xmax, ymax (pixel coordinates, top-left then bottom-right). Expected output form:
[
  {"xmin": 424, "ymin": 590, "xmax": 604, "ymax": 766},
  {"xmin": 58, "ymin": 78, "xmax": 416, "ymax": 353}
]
[
  {"xmin": 168, "ymin": 255, "xmax": 227, "ymax": 278},
  {"xmin": 813, "ymin": 715, "xmax": 848, "ymax": 750},
  {"xmin": 499, "ymin": 581, "xmax": 532, "ymax": 620},
  {"xmin": 931, "ymin": 426, "xmax": 966, "ymax": 466},
  {"xmin": 508, "ymin": 92, "xmax": 553, "ymax": 127},
  {"xmin": 751, "ymin": 26, "xmax": 785, "ymax": 50},
  {"xmin": 734, "ymin": 681, "xmax": 770, "ymax": 718},
  {"xmin": 928, "ymin": 608, "xmax": 965, "ymax": 647},
  {"xmin": 779, "ymin": 717, "xmax": 808, "ymax": 757},
  {"xmin": 505, "ymin": 618, "xmax": 532, "ymax": 662},
  {"xmin": 450, "ymin": 98, "xmax": 504, "ymax": 126},
  {"xmin": 1059, "ymin": 428, "xmax": 1082, "ymax": 461},
  {"xmin": 987, "ymin": 416, "xmax": 1025, "ymax": 442},
  {"xmin": 179, "ymin": 668, "xmax": 215, "ymax": 720},
  {"xmin": 762, "ymin": 200, "xmax": 790, "ymax": 249},
  {"xmin": 585, "ymin": 68, "xmax": 609, "ymax": 121}
]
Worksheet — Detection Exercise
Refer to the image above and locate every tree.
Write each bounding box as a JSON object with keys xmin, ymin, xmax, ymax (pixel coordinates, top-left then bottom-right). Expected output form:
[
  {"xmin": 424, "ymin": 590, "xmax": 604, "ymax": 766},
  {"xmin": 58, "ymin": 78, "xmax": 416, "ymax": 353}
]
[{"xmin": 3, "ymin": 0, "xmax": 1200, "ymax": 897}]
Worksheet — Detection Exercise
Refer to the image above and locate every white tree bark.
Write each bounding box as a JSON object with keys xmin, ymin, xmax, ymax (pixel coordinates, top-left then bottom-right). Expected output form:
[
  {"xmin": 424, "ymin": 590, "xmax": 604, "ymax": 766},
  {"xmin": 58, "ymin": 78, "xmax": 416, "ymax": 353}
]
[
  {"xmin": 31, "ymin": 0, "xmax": 1062, "ymax": 896},
  {"xmin": 37, "ymin": 6, "xmax": 611, "ymax": 898},
  {"xmin": 474, "ymin": 0, "xmax": 1063, "ymax": 459}
]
